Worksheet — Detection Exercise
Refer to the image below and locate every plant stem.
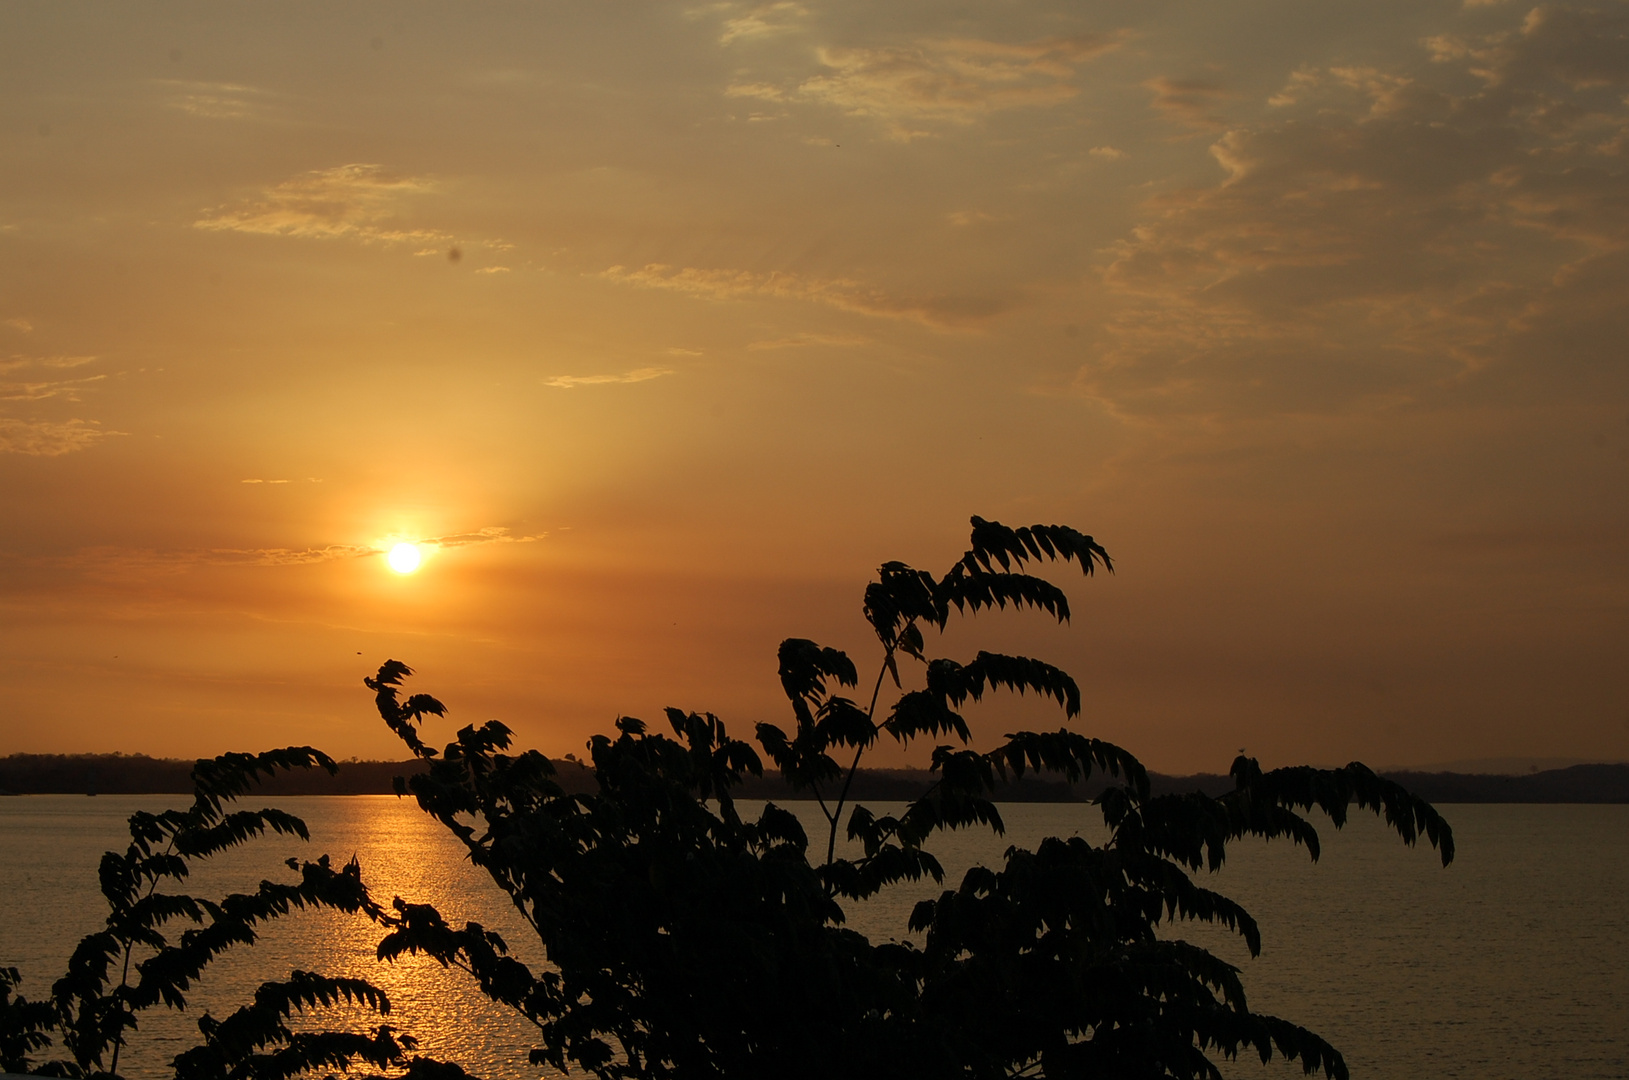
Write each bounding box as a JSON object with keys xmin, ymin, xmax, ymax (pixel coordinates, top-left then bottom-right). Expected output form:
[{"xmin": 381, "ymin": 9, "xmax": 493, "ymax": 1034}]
[
  {"xmin": 823, "ymin": 642, "xmax": 898, "ymax": 877},
  {"xmin": 108, "ymin": 818, "xmax": 186, "ymax": 1078},
  {"xmin": 105, "ymin": 940, "xmax": 134, "ymax": 1077}
]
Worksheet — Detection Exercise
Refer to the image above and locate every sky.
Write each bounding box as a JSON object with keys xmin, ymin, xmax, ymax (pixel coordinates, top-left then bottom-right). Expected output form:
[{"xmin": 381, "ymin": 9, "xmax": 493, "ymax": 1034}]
[{"xmin": 2, "ymin": 0, "xmax": 1627, "ymax": 773}]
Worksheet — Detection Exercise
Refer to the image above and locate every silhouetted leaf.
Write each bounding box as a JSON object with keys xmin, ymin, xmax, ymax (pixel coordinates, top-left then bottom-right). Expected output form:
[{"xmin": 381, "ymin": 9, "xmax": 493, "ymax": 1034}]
[
  {"xmin": 776, "ymin": 638, "xmax": 858, "ymax": 703},
  {"xmin": 966, "ymin": 515, "xmax": 1112, "ymax": 576},
  {"xmin": 926, "ymin": 651, "xmax": 1081, "ymax": 717},
  {"xmin": 935, "ymin": 564, "xmax": 1072, "ymax": 624}
]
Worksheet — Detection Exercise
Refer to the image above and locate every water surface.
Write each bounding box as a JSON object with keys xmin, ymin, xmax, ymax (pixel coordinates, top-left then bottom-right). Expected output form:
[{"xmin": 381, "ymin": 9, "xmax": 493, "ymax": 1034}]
[{"xmin": 2, "ymin": 796, "xmax": 1623, "ymax": 1079}]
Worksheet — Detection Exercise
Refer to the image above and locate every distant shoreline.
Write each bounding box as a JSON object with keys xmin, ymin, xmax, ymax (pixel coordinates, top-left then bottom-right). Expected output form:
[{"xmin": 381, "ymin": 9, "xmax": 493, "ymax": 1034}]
[{"xmin": 2, "ymin": 753, "xmax": 1626, "ymax": 803}]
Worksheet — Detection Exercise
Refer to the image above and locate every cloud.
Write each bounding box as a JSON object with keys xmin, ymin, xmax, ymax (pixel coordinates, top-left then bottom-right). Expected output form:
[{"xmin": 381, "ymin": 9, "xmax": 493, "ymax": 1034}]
[
  {"xmin": 4, "ymin": 318, "xmax": 32, "ymax": 333},
  {"xmin": 1090, "ymin": 145, "xmax": 1126, "ymax": 160},
  {"xmin": 29, "ymin": 525, "xmax": 548, "ymax": 580},
  {"xmin": 1143, "ymin": 77, "xmax": 1236, "ymax": 130},
  {"xmin": 1265, "ymin": 65, "xmax": 1445, "ymax": 119},
  {"xmin": 207, "ymin": 544, "xmax": 377, "ymax": 566},
  {"xmin": 1428, "ymin": 5, "xmax": 1629, "ymax": 91},
  {"xmin": 0, "ymin": 418, "xmax": 118, "ymax": 456},
  {"xmin": 0, "ymin": 354, "xmax": 96, "ymax": 374},
  {"xmin": 719, "ymin": 2, "xmax": 806, "ymax": 45},
  {"xmin": 742, "ymin": 34, "xmax": 1122, "ymax": 139},
  {"xmin": 0, "ymin": 355, "xmax": 107, "ymax": 406},
  {"xmin": 600, "ymin": 263, "xmax": 1007, "ymax": 327},
  {"xmin": 544, "ymin": 366, "xmax": 675, "ymax": 388},
  {"xmin": 156, "ymin": 80, "xmax": 270, "ymax": 120},
  {"xmin": 195, "ymin": 164, "xmax": 449, "ymax": 245},
  {"xmin": 725, "ymin": 82, "xmax": 787, "ymax": 102},
  {"xmin": 212, "ymin": 526, "xmax": 547, "ymax": 567},
  {"xmin": 1080, "ymin": 7, "xmax": 1629, "ymax": 420},
  {"xmin": 1, "ymin": 374, "xmax": 105, "ymax": 402},
  {"xmin": 746, "ymin": 332, "xmax": 868, "ymax": 350},
  {"xmin": 475, "ymin": 266, "xmax": 511, "ymax": 274},
  {"xmin": 426, "ymin": 526, "xmax": 548, "ymax": 548},
  {"xmin": 0, "ymin": 357, "xmax": 115, "ymax": 455}
]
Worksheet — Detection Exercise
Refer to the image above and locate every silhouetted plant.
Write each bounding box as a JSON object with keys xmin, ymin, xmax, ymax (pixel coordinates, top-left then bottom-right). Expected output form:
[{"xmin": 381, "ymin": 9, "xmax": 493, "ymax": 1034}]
[
  {"xmin": 5, "ymin": 749, "xmax": 473, "ymax": 1080},
  {"xmin": 365, "ymin": 516, "xmax": 1455, "ymax": 1080},
  {"xmin": 2, "ymin": 967, "xmax": 55, "ymax": 1073}
]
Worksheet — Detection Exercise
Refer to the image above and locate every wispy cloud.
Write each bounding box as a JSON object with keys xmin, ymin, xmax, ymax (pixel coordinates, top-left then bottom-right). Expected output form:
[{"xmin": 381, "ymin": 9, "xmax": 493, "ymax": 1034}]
[
  {"xmin": 733, "ymin": 34, "xmax": 1123, "ymax": 139},
  {"xmin": 212, "ymin": 526, "xmax": 547, "ymax": 567},
  {"xmin": 4, "ymin": 318, "xmax": 33, "ymax": 333},
  {"xmin": 719, "ymin": 2, "xmax": 806, "ymax": 45},
  {"xmin": 156, "ymin": 79, "xmax": 271, "ymax": 120},
  {"xmin": 195, "ymin": 164, "xmax": 449, "ymax": 245},
  {"xmin": 429, "ymin": 526, "xmax": 548, "ymax": 548},
  {"xmin": 0, "ymin": 418, "xmax": 119, "ymax": 456},
  {"xmin": 746, "ymin": 332, "xmax": 868, "ymax": 350},
  {"xmin": 210, "ymin": 544, "xmax": 378, "ymax": 566},
  {"xmin": 600, "ymin": 263, "xmax": 1007, "ymax": 327},
  {"xmin": 725, "ymin": 82, "xmax": 787, "ymax": 102},
  {"xmin": 1143, "ymin": 76, "xmax": 1235, "ymax": 130},
  {"xmin": 0, "ymin": 354, "xmax": 97, "ymax": 374},
  {"xmin": 37, "ymin": 527, "xmax": 550, "ymax": 580},
  {"xmin": 544, "ymin": 366, "xmax": 675, "ymax": 388},
  {"xmin": 0, "ymin": 374, "xmax": 105, "ymax": 402}
]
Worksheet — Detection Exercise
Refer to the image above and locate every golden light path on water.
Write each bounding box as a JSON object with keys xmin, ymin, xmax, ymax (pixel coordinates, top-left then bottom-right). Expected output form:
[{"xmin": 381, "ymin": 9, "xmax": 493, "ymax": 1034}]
[
  {"xmin": 2, "ymin": 796, "xmax": 1627, "ymax": 1079},
  {"xmin": 0, "ymin": 797, "xmax": 547, "ymax": 1079}
]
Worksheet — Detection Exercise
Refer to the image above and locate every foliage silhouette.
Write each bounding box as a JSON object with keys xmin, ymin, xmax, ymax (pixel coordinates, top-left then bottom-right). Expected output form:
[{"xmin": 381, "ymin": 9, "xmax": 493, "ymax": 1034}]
[
  {"xmin": 3, "ymin": 749, "xmax": 474, "ymax": 1080},
  {"xmin": 361, "ymin": 516, "xmax": 1454, "ymax": 1080},
  {"xmin": 0, "ymin": 517, "xmax": 1454, "ymax": 1079}
]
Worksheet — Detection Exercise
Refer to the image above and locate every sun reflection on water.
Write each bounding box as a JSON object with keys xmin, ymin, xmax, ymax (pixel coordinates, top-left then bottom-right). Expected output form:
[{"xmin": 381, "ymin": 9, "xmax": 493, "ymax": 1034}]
[
  {"xmin": 257, "ymin": 798, "xmax": 549, "ymax": 1078},
  {"xmin": 0, "ymin": 796, "xmax": 549, "ymax": 1080}
]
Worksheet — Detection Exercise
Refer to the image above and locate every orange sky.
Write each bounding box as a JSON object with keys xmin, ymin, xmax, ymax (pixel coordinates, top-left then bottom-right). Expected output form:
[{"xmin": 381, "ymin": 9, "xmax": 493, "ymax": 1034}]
[{"xmin": 2, "ymin": 1, "xmax": 1627, "ymax": 773}]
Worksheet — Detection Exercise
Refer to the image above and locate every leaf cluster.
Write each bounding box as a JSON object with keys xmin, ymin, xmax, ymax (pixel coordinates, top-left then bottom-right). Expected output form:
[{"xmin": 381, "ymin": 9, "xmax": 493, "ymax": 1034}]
[
  {"xmin": 1, "ymin": 967, "xmax": 55, "ymax": 1073},
  {"xmin": 0, "ymin": 517, "xmax": 1455, "ymax": 1080},
  {"xmin": 362, "ymin": 517, "xmax": 1454, "ymax": 1080},
  {"xmin": 4, "ymin": 748, "xmax": 465, "ymax": 1080}
]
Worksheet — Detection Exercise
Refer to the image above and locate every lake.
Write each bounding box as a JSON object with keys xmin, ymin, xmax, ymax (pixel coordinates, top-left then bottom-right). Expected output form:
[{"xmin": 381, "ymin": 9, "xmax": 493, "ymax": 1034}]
[{"xmin": 2, "ymin": 795, "xmax": 1625, "ymax": 1079}]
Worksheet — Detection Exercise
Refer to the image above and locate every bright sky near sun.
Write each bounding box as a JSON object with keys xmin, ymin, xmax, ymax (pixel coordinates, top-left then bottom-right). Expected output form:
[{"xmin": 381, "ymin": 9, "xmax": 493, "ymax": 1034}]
[{"xmin": 2, "ymin": 0, "xmax": 1627, "ymax": 771}]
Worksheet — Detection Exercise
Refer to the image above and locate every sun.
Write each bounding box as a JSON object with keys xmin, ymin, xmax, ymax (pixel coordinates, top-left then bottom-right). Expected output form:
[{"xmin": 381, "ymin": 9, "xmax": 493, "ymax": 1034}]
[{"xmin": 387, "ymin": 542, "xmax": 423, "ymax": 574}]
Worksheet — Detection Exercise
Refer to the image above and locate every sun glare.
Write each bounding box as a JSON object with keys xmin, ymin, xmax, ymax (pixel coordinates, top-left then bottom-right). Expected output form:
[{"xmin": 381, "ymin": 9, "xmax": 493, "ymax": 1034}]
[{"xmin": 387, "ymin": 542, "xmax": 423, "ymax": 574}]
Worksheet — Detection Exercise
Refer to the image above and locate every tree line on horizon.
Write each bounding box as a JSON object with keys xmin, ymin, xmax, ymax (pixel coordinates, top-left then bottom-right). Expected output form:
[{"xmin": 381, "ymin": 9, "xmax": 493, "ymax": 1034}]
[{"xmin": 4, "ymin": 751, "xmax": 1625, "ymax": 802}]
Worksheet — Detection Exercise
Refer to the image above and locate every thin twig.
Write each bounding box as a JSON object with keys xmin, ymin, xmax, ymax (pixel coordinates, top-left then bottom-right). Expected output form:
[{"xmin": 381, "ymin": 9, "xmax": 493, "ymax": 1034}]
[{"xmin": 823, "ymin": 635, "xmax": 904, "ymax": 876}]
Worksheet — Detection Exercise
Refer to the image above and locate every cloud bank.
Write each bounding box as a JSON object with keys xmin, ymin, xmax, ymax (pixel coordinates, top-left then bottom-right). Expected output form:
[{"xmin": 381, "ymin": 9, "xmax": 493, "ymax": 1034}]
[{"xmin": 1083, "ymin": 4, "xmax": 1629, "ymax": 419}]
